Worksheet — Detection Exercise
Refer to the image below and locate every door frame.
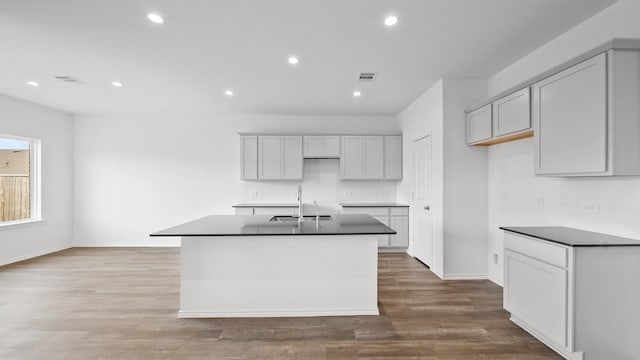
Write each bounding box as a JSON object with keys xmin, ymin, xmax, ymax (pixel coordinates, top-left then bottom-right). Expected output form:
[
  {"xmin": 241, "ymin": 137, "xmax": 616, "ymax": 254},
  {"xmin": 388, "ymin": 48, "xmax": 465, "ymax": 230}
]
[{"xmin": 410, "ymin": 131, "xmax": 433, "ymax": 266}]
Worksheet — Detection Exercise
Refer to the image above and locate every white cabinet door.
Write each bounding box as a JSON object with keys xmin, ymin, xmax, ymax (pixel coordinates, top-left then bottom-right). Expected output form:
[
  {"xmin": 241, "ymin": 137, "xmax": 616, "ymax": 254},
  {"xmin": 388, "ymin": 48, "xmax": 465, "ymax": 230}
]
[
  {"xmin": 389, "ymin": 216, "xmax": 409, "ymax": 247},
  {"xmin": 533, "ymin": 53, "xmax": 607, "ymax": 175},
  {"xmin": 282, "ymin": 136, "xmax": 303, "ymax": 180},
  {"xmin": 363, "ymin": 136, "xmax": 384, "ymax": 179},
  {"xmin": 258, "ymin": 136, "xmax": 283, "ymax": 180},
  {"xmin": 385, "ymin": 135, "xmax": 402, "ymax": 180},
  {"xmin": 340, "ymin": 136, "xmax": 364, "ymax": 179},
  {"xmin": 493, "ymin": 87, "xmax": 531, "ymax": 137},
  {"xmin": 303, "ymin": 136, "xmax": 324, "ymax": 157},
  {"xmin": 466, "ymin": 104, "xmax": 492, "ymax": 144},
  {"xmin": 372, "ymin": 215, "xmax": 390, "ymax": 247},
  {"xmin": 303, "ymin": 136, "xmax": 340, "ymax": 158},
  {"xmin": 323, "ymin": 136, "xmax": 340, "ymax": 157},
  {"xmin": 504, "ymin": 250, "xmax": 568, "ymax": 347},
  {"xmin": 240, "ymin": 136, "xmax": 258, "ymax": 180}
]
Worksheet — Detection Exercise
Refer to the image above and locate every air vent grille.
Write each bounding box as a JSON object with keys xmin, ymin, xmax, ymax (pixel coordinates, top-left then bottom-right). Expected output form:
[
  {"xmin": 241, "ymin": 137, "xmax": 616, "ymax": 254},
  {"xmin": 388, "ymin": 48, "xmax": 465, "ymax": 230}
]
[
  {"xmin": 357, "ymin": 72, "xmax": 377, "ymax": 82},
  {"xmin": 54, "ymin": 75, "xmax": 87, "ymax": 85}
]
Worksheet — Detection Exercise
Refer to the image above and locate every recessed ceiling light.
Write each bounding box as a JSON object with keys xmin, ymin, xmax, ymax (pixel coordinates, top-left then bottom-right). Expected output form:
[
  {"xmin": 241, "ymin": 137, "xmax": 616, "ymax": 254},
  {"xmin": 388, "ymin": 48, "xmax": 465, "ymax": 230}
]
[
  {"xmin": 353, "ymin": 91, "xmax": 362, "ymax": 97},
  {"xmin": 384, "ymin": 15, "xmax": 398, "ymax": 27},
  {"xmin": 111, "ymin": 81, "xmax": 123, "ymax": 87},
  {"xmin": 27, "ymin": 81, "xmax": 39, "ymax": 87},
  {"xmin": 147, "ymin": 13, "xmax": 164, "ymax": 24},
  {"xmin": 288, "ymin": 56, "xmax": 299, "ymax": 65},
  {"xmin": 225, "ymin": 89, "xmax": 234, "ymax": 96}
]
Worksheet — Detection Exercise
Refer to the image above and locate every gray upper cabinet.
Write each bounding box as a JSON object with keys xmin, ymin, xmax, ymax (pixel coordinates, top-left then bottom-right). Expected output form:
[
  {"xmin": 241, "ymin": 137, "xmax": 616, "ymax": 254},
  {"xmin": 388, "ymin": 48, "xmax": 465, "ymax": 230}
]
[
  {"xmin": 340, "ymin": 136, "xmax": 386, "ymax": 180},
  {"xmin": 303, "ymin": 136, "xmax": 340, "ymax": 158},
  {"xmin": 466, "ymin": 104, "xmax": 492, "ymax": 144},
  {"xmin": 384, "ymin": 135, "xmax": 402, "ymax": 180},
  {"xmin": 257, "ymin": 135, "xmax": 303, "ymax": 180},
  {"xmin": 533, "ymin": 53, "xmax": 607, "ymax": 175},
  {"xmin": 240, "ymin": 135, "xmax": 258, "ymax": 180},
  {"xmin": 533, "ymin": 49, "xmax": 640, "ymax": 176},
  {"xmin": 493, "ymin": 87, "xmax": 531, "ymax": 138}
]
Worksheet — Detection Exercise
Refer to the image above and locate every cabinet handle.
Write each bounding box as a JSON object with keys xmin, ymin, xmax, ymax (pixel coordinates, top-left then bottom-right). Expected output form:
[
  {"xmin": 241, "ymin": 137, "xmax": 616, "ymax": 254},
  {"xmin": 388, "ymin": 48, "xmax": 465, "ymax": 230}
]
[{"xmin": 424, "ymin": 206, "xmax": 430, "ymax": 211}]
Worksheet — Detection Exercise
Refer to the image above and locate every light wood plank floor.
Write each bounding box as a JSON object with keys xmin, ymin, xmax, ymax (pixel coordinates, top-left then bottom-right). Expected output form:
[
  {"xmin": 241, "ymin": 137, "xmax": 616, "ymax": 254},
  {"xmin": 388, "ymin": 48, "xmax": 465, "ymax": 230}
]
[{"xmin": 0, "ymin": 248, "xmax": 562, "ymax": 359}]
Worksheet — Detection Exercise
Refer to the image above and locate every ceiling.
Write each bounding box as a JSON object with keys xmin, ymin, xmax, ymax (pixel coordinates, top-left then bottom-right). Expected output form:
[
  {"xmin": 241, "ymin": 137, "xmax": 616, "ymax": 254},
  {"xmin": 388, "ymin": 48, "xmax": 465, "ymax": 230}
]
[{"xmin": 0, "ymin": 0, "xmax": 616, "ymax": 115}]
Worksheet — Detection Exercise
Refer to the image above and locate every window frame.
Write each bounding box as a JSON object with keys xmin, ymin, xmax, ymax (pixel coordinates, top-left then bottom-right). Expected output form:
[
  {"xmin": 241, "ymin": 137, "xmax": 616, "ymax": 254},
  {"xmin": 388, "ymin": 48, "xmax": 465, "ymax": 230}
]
[{"xmin": 0, "ymin": 133, "xmax": 42, "ymax": 228}]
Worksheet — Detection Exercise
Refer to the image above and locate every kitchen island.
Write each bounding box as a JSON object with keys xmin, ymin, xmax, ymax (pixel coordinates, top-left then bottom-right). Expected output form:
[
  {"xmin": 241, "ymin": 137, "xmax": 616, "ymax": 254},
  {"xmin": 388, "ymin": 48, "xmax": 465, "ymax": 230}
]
[{"xmin": 151, "ymin": 214, "xmax": 395, "ymax": 318}]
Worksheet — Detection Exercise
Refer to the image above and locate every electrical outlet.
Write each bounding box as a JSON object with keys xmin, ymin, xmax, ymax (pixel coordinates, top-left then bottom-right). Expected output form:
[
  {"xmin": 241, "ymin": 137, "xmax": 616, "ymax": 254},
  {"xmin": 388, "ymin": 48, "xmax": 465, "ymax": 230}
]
[
  {"xmin": 583, "ymin": 203, "xmax": 600, "ymax": 215},
  {"xmin": 536, "ymin": 197, "xmax": 544, "ymax": 209},
  {"xmin": 493, "ymin": 253, "xmax": 499, "ymax": 265},
  {"xmin": 253, "ymin": 191, "xmax": 259, "ymax": 198}
]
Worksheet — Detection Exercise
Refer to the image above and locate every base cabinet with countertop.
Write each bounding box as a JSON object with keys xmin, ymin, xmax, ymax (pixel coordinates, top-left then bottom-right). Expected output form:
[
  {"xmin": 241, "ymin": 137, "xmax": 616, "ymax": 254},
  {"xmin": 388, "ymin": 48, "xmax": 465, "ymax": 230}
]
[
  {"xmin": 501, "ymin": 227, "xmax": 640, "ymax": 360},
  {"xmin": 341, "ymin": 203, "xmax": 409, "ymax": 251}
]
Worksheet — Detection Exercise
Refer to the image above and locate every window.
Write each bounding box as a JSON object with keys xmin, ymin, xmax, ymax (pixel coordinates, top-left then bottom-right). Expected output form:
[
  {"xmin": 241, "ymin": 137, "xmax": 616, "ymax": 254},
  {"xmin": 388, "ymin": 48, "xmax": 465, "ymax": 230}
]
[{"xmin": 0, "ymin": 135, "xmax": 40, "ymax": 225}]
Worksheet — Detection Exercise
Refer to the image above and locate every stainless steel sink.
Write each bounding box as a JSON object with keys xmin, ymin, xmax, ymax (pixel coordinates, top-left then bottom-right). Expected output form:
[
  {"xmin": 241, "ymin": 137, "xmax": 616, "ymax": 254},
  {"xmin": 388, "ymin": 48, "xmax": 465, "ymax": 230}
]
[{"xmin": 270, "ymin": 215, "xmax": 332, "ymax": 222}]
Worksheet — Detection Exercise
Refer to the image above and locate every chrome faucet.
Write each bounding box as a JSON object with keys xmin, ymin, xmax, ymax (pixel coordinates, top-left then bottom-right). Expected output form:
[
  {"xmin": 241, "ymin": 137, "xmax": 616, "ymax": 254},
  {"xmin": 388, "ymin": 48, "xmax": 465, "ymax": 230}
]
[{"xmin": 297, "ymin": 185, "xmax": 304, "ymax": 224}]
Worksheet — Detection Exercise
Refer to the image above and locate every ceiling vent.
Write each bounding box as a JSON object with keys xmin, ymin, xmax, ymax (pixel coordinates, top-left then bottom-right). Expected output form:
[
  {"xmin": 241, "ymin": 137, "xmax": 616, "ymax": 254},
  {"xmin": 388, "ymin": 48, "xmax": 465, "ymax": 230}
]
[
  {"xmin": 54, "ymin": 75, "xmax": 87, "ymax": 85},
  {"xmin": 357, "ymin": 72, "xmax": 377, "ymax": 82}
]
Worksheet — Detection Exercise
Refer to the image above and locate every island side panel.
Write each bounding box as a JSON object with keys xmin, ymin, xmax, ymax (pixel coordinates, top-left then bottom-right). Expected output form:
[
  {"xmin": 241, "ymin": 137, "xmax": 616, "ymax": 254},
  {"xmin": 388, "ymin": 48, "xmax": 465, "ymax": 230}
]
[{"xmin": 179, "ymin": 235, "xmax": 379, "ymax": 317}]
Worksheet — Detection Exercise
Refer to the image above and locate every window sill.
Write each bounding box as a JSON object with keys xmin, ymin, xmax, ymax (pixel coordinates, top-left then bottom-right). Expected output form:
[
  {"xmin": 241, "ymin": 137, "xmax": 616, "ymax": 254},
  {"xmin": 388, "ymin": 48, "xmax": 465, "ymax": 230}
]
[{"xmin": 0, "ymin": 218, "xmax": 44, "ymax": 231}]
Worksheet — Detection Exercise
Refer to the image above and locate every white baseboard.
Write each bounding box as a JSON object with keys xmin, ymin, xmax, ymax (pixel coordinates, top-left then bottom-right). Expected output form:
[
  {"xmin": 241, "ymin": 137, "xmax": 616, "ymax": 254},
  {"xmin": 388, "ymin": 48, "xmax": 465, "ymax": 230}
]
[
  {"xmin": 441, "ymin": 273, "xmax": 488, "ymax": 280},
  {"xmin": 178, "ymin": 308, "xmax": 380, "ymax": 318},
  {"xmin": 0, "ymin": 244, "xmax": 72, "ymax": 267}
]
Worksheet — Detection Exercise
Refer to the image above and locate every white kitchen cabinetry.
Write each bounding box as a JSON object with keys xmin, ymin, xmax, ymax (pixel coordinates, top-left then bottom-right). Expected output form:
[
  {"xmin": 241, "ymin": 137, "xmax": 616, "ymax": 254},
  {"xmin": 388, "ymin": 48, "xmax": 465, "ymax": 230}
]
[
  {"xmin": 341, "ymin": 205, "xmax": 409, "ymax": 250},
  {"xmin": 384, "ymin": 136, "xmax": 402, "ymax": 180},
  {"xmin": 240, "ymin": 136, "xmax": 258, "ymax": 180},
  {"xmin": 340, "ymin": 136, "xmax": 401, "ymax": 180},
  {"xmin": 233, "ymin": 205, "xmax": 298, "ymax": 216},
  {"xmin": 303, "ymin": 136, "xmax": 340, "ymax": 158},
  {"xmin": 493, "ymin": 87, "xmax": 531, "ymax": 138},
  {"xmin": 503, "ymin": 230, "xmax": 640, "ymax": 360},
  {"xmin": 533, "ymin": 50, "xmax": 640, "ymax": 176},
  {"xmin": 466, "ymin": 104, "xmax": 492, "ymax": 144},
  {"xmin": 258, "ymin": 136, "xmax": 303, "ymax": 180}
]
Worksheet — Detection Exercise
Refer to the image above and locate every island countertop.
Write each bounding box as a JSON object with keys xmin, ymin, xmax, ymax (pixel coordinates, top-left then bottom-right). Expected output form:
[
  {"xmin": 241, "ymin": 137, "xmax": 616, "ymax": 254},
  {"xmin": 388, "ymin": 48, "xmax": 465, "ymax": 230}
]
[
  {"xmin": 151, "ymin": 214, "xmax": 396, "ymax": 237},
  {"xmin": 500, "ymin": 226, "xmax": 640, "ymax": 247}
]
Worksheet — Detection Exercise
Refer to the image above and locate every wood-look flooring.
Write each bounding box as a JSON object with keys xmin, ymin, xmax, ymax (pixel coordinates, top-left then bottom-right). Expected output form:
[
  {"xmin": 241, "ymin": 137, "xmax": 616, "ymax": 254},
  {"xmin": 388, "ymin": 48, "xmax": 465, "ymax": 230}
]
[{"xmin": 0, "ymin": 248, "xmax": 562, "ymax": 359}]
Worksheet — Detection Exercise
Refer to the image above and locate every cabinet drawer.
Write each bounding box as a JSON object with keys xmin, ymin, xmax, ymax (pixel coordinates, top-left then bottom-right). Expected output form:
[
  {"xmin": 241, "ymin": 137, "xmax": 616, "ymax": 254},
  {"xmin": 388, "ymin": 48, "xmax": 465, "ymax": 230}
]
[
  {"xmin": 341, "ymin": 207, "xmax": 389, "ymax": 216},
  {"xmin": 390, "ymin": 207, "xmax": 409, "ymax": 216},
  {"xmin": 504, "ymin": 232, "xmax": 568, "ymax": 268}
]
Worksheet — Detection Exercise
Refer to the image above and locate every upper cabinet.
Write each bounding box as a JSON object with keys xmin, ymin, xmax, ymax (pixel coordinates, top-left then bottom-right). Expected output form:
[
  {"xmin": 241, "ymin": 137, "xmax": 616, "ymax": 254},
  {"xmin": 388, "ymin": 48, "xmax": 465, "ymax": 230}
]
[
  {"xmin": 340, "ymin": 135, "xmax": 401, "ymax": 180},
  {"xmin": 303, "ymin": 136, "xmax": 340, "ymax": 158},
  {"xmin": 493, "ymin": 87, "xmax": 531, "ymax": 138},
  {"xmin": 534, "ymin": 50, "xmax": 640, "ymax": 176},
  {"xmin": 466, "ymin": 89, "xmax": 532, "ymax": 146},
  {"xmin": 385, "ymin": 135, "xmax": 402, "ymax": 180},
  {"xmin": 250, "ymin": 135, "xmax": 303, "ymax": 181},
  {"xmin": 240, "ymin": 134, "xmax": 402, "ymax": 181},
  {"xmin": 240, "ymin": 136, "xmax": 258, "ymax": 180},
  {"xmin": 466, "ymin": 104, "xmax": 492, "ymax": 145},
  {"xmin": 464, "ymin": 39, "xmax": 640, "ymax": 176}
]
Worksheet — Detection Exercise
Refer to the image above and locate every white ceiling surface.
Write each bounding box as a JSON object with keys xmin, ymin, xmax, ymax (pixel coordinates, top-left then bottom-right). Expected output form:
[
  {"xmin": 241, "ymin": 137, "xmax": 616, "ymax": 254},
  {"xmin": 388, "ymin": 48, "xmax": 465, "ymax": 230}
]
[{"xmin": 0, "ymin": 0, "xmax": 616, "ymax": 115}]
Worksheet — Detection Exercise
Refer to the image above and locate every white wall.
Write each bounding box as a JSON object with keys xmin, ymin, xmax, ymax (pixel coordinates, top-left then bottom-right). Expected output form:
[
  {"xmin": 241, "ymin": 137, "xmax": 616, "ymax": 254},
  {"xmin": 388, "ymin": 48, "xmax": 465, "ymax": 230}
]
[
  {"xmin": 442, "ymin": 79, "xmax": 488, "ymax": 277},
  {"xmin": 397, "ymin": 80, "xmax": 445, "ymax": 272},
  {"xmin": 486, "ymin": 0, "xmax": 640, "ymax": 285},
  {"xmin": 397, "ymin": 78, "xmax": 488, "ymax": 279},
  {"xmin": 73, "ymin": 114, "xmax": 399, "ymax": 246},
  {"xmin": 0, "ymin": 93, "xmax": 73, "ymax": 266}
]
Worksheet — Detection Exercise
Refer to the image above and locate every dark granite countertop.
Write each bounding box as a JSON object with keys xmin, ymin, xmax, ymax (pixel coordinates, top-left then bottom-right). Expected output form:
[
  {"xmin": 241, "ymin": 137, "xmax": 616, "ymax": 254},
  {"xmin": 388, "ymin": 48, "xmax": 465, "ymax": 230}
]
[
  {"xmin": 500, "ymin": 226, "xmax": 640, "ymax": 247},
  {"xmin": 339, "ymin": 202, "xmax": 409, "ymax": 207},
  {"xmin": 232, "ymin": 203, "xmax": 298, "ymax": 208},
  {"xmin": 151, "ymin": 214, "xmax": 396, "ymax": 237}
]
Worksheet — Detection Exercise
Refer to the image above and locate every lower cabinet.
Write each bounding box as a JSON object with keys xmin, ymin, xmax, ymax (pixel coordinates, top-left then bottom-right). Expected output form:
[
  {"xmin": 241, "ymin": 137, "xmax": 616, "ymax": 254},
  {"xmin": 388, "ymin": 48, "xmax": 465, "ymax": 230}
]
[
  {"xmin": 341, "ymin": 206, "xmax": 409, "ymax": 250},
  {"xmin": 503, "ymin": 232, "xmax": 640, "ymax": 360},
  {"xmin": 233, "ymin": 206, "xmax": 298, "ymax": 216}
]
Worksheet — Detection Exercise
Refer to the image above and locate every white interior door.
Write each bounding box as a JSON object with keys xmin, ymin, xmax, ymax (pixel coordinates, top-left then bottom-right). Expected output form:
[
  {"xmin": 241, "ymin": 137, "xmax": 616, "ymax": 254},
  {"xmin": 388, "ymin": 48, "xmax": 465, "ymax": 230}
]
[{"xmin": 412, "ymin": 135, "xmax": 433, "ymax": 266}]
